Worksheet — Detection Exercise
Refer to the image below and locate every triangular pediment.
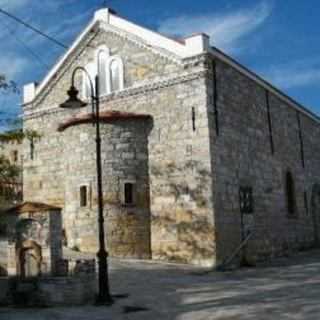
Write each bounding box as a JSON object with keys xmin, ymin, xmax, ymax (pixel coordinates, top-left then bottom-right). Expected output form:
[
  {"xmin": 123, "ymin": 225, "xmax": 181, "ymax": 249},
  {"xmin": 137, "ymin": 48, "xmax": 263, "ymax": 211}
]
[{"xmin": 23, "ymin": 8, "xmax": 209, "ymax": 104}]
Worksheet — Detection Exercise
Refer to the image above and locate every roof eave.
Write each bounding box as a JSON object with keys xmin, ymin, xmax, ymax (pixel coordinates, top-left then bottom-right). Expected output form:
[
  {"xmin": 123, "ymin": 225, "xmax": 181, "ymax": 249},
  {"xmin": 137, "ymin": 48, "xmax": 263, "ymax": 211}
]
[{"xmin": 209, "ymin": 46, "xmax": 320, "ymax": 123}]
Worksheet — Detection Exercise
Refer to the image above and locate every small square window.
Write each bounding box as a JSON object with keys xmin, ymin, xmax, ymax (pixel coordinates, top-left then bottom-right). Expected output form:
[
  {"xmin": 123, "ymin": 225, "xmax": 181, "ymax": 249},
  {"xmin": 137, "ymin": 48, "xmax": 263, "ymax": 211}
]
[{"xmin": 239, "ymin": 186, "xmax": 254, "ymax": 214}]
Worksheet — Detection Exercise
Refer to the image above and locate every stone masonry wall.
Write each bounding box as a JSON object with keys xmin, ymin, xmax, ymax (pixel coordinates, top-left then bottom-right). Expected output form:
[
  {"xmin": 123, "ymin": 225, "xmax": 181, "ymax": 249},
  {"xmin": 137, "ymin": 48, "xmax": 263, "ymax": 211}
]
[
  {"xmin": 208, "ymin": 58, "xmax": 319, "ymax": 265},
  {"xmin": 61, "ymin": 119, "xmax": 152, "ymax": 259},
  {"xmin": 23, "ymin": 28, "xmax": 215, "ymax": 266},
  {"xmin": 0, "ymin": 276, "xmax": 96, "ymax": 307},
  {"xmin": 0, "ymin": 240, "xmax": 8, "ymax": 276}
]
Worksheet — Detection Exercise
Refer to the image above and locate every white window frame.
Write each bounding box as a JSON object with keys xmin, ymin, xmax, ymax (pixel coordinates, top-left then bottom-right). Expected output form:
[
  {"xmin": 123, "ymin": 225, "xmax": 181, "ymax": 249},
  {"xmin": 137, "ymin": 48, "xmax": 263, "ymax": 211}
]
[
  {"xmin": 82, "ymin": 61, "xmax": 97, "ymax": 99},
  {"xmin": 107, "ymin": 56, "xmax": 124, "ymax": 93},
  {"xmin": 81, "ymin": 48, "xmax": 124, "ymax": 97},
  {"xmin": 96, "ymin": 45, "xmax": 110, "ymax": 96}
]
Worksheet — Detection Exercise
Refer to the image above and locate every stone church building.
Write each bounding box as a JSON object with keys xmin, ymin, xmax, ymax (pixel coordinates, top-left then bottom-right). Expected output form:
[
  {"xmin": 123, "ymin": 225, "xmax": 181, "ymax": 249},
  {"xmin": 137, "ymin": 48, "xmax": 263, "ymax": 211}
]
[{"xmin": 21, "ymin": 8, "xmax": 320, "ymax": 267}]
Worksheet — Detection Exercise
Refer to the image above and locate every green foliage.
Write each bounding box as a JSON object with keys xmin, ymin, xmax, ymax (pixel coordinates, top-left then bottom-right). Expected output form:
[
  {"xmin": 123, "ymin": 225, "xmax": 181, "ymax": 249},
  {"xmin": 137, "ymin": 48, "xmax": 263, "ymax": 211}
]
[
  {"xmin": 0, "ymin": 74, "xmax": 18, "ymax": 93},
  {"xmin": 0, "ymin": 128, "xmax": 41, "ymax": 143},
  {"xmin": 0, "ymin": 155, "xmax": 20, "ymax": 183},
  {"xmin": 24, "ymin": 129, "xmax": 42, "ymax": 141},
  {"xmin": 0, "ymin": 154, "xmax": 21, "ymax": 210},
  {"xmin": 0, "ymin": 129, "xmax": 24, "ymax": 143},
  {"xmin": 71, "ymin": 245, "xmax": 80, "ymax": 252}
]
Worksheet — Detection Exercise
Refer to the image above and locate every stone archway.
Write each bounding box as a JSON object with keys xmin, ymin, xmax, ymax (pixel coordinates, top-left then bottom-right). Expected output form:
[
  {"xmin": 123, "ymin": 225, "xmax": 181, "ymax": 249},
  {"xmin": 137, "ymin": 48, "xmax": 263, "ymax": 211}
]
[
  {"xmin": 16, "ymin": 240, "xmax": 42, "ymax": 278},
  {"xmin": 311, "ymin": 184, "xmax": 320, "ymax": 246}
]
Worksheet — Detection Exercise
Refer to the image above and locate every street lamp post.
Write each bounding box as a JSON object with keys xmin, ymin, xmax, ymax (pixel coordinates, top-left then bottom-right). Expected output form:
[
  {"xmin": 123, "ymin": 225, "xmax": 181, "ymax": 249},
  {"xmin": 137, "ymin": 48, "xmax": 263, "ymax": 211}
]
[{"xmin": 59, "ymin": 65, "xmax": 113, "ymax": 305}]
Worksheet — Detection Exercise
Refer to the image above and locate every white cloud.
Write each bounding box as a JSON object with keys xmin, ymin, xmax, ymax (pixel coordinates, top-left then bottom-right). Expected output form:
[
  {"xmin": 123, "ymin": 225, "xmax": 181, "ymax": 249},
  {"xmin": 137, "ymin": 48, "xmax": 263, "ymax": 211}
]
[
  {"xmin": 0, "ymin": 0, "xmax": 65, "ymax": 12},
  {"xmin": 0, "ymin": 0, "xmax": 31, "ymax": 11},
  {"xmin": 158, "ymin": 1, "xmax": 273, "ymax": 53},
  {"xmin": 261, "ymin": 59, "xmax": 320, "ymax": 89},
  {"xmin": 0, "ymin": 55, "xmax": 28, "ymax": 80}
]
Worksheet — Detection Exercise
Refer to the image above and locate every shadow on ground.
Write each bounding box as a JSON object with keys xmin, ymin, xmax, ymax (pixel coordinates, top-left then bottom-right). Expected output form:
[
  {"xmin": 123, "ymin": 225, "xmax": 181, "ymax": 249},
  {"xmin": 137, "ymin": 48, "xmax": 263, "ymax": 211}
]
[{"xmin": 1, "ymin": 249, "xmax": 320, "ymax": 320}]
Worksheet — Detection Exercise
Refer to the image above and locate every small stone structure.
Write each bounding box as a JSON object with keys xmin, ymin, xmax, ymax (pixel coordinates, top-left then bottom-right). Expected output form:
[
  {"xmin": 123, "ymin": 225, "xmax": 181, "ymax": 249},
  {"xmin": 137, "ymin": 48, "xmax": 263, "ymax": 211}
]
[
  {"xmin": 4, "ymin": 202, "xmax": 62, "ymax": 277},
  {"xmin": 59, "ymin": 111, "xmax": 152, "ymax": 259},
  {"xmin": 0, "ymin": 202, "xmax": 96, "ymax": 306}
]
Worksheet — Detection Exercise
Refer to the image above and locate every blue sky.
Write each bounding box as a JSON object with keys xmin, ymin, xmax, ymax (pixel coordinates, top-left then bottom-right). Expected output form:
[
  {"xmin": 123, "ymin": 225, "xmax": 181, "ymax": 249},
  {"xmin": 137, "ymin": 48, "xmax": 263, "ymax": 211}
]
[{"xmin": 0, "ymin": 0, "xmax": 320, "ymax": 129}]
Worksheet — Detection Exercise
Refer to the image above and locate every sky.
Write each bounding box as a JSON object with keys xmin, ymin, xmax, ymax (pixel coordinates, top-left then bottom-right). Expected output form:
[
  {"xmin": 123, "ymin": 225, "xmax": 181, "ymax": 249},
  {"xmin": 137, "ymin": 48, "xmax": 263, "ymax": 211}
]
[{"xmin": 0, "ymin": 0, "xmax": 320, "ymax": 130}]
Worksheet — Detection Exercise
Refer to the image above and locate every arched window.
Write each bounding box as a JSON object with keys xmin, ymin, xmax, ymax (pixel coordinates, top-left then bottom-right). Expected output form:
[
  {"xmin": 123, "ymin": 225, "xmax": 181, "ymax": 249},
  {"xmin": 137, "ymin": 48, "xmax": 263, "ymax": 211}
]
[
  {"xmin": 98, "ymin": 54, "xmax": 107, "ymax": 95},
  {"xmin": 82, "ymin": 62, "xmax": 96, "ymax": 99},
  {"xmin": 97, "ymin": 48, "xmax": 109, "ymax": 95},
  {"xmin": 108, "ymin": 57, "xmax": 124, "ymax": 93},
  {"xmin": 286, "ymin": 171, "xmax": 296, "ymax": 216},
  {"xmin": 82, "ymin": 52, "xmax": 123, "ymax": 97}
]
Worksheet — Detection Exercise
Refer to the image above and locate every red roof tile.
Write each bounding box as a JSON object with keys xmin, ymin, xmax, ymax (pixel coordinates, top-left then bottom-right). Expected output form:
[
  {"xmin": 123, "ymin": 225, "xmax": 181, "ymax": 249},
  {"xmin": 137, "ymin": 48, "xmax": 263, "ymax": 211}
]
[
  {"xmin": 58, "ymin": 110, "xmax": 151, "ymax": 132},
  {"xmin": 3, "ymin": 202, "xmax": 61, "ymax": 214}
]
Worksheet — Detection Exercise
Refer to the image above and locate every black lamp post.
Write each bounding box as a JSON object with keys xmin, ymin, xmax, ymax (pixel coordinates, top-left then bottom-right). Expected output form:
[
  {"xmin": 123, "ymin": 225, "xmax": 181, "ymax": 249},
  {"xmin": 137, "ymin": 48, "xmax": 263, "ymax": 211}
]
[{"xmin": 59, "ymin": 63, "xmax": 113, "ymax": 305}]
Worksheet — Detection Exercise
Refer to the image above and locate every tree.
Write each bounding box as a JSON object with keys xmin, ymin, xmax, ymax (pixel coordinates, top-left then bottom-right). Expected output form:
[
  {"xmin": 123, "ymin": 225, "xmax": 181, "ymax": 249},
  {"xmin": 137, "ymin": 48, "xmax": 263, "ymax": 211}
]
[
  {"xmin": 0, "ymin": 75, "xmax": 25, "ymax": 210},
  {"xmin": 0, "ymin": 154, "xmax": 21, "ymax": 209},
  {"xmin": 0, "ymin": 74, "xmax": 18, "ymax": 93},
  {"xmin": 0, "ymin": 155, "xmax": 20, "ymax": 183},
  {"xmin": 0, "ymin": 127, "xmax": 41, "ymax": 144}
]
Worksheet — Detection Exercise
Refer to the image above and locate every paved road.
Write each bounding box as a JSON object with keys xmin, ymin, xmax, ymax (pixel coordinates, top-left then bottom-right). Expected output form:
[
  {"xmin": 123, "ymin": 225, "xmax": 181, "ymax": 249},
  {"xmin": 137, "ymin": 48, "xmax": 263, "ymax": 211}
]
[{"xmin": 1, "ymin": 250, "xmax": 320, "ymax": 320}]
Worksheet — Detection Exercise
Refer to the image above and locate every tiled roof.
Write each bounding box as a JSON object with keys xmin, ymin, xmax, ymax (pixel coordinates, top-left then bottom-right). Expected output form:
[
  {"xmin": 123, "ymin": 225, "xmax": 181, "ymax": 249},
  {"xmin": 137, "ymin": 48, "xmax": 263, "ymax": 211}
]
[
  {"xmin": 3, "ymin": 202, "xmax": 61, "ymax": 214},
  {"xmin": 58, "ymin": 110, "xmax": 151, "ymax": 132}
]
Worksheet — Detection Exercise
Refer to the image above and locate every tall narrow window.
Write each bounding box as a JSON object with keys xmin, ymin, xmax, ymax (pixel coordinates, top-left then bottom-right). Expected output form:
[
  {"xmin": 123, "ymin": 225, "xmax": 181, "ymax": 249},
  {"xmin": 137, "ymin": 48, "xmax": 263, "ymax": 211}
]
[
  {"xmin": 286, "ymin": 171, "xmax": 296, "ymax": 216},
  {"xmin": 108, "ymin": 57, "xmax": 123, "ymax": 92},
  {"xmin": 83, "ymin": 62, "xmax": 96, "ymax": 99},
  {"xmin": 239, "ymin": 186, "xmax": 254, "ymax": 214},
  {"xmin": 98, "ymin": 52, "xmax": 108, "ymax": 95},
  {"xmin": 304, "ymin": 191, "xmax": 309, "ymax": 215},
  {"xmin": 124, "ymin": 183, "xmax": 134, "ymax": 205},
  {"xmin": 212, "ymin": 60, "xmax": 219, "ymax": 136},
  {"xmin": 296, "ymin": 111, "xmax": 305, "ymax": 168},
  {"xmin": 110, "ymin": 60, "xmax": 120, "ymax": 92},
  {"xmin": 83, "ymin": 70, "xmax": 91, "ymax": 99},
  {"xmin": 30, "ymin": 138, "xmax": 34, "ymax": 160},
  {"xmin": 192, "ymin": 107, "xmax": 196, "ymax": 132},
  {"xmin": 80, "ymin": 186, "xmax": 88, "ymax": 207},
  {"xmin": 266, "ymin": 90, "xmax": 274, "ymax": 154}
]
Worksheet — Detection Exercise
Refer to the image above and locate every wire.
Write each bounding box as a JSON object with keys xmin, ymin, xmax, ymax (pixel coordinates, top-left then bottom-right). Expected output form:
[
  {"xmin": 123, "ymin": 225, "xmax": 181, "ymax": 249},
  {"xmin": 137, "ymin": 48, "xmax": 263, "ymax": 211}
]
[
  {"xmin": 0, "ymin": 7, "xmax": 67, "ymax": 49},
  {"xmin": 0, "ymin": 19, "xmax": 50, "ymax": 70},
  {"xmin": 8, "ymin": 29, "xmax": 51, "ymax": 70}
]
